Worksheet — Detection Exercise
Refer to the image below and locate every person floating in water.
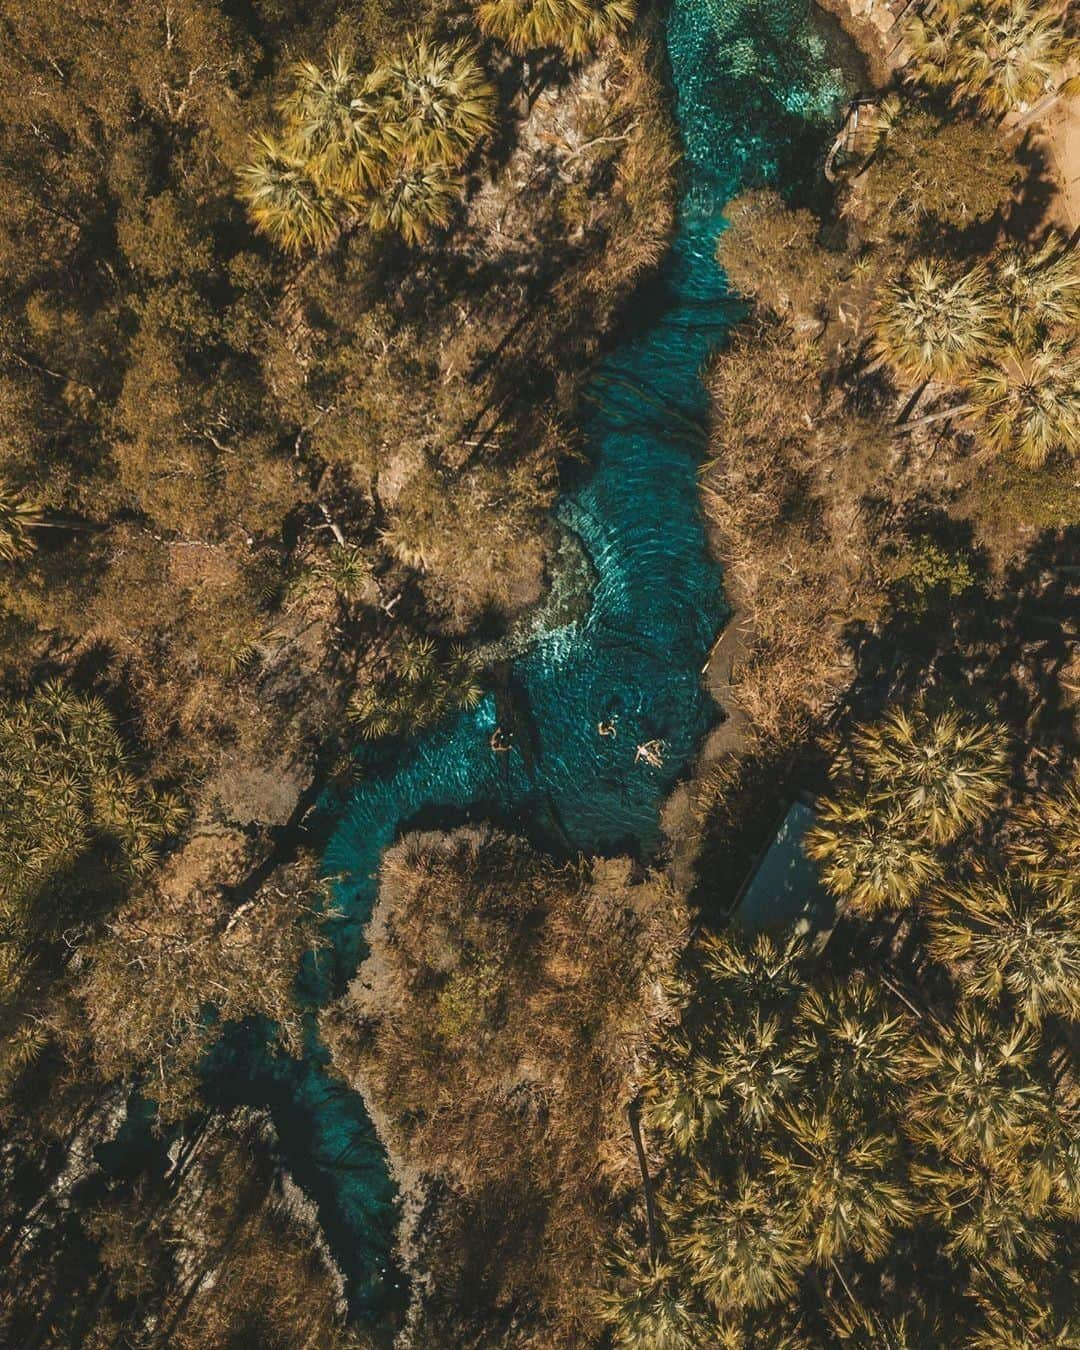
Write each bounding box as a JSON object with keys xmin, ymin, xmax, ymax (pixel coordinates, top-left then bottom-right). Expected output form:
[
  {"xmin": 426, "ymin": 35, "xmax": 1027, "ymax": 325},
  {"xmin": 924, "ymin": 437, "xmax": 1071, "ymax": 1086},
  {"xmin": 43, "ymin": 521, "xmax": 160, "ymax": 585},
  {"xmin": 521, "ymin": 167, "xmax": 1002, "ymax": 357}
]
[
  {"xmin": 598, "ymin": 696, "xmax": 622, "ymax": 738},
  {"xmin": 489, "ymin": 726, "xmax": 511, "ymax": 753},
  {"xmin": 635, "ymin": 738, "xmax": 666, "ymax": 767}
]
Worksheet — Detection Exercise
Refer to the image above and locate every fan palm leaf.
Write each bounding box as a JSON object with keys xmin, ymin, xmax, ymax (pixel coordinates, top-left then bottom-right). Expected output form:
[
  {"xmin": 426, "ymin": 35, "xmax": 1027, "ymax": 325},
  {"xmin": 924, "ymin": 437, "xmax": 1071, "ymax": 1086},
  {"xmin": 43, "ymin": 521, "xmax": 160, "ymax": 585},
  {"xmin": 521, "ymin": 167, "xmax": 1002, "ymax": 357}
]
[
  {"xmin": 1007, "ymin": 771, "xmax": 1080, "ymax": 879},
  {"xmin": 237, "ymin": 133, "xmax": 340, "ymax": 255},
  {"xmin": 849, "ymin": 705, "xmax": 1010, "ymax": 843},
  {"xmin": 694, "ymin": 1008, "xmax": 806, "ymax": 1129},
  {"xmin": 476, "ymin": 0, "xmax": 634, "ymax": 58},
  {"xmin": 0, "ymin": 483, "xmax": 44, "ymax": 561},
  {"xmin": 672, "ymin": 1168, "xmax": 807, "ymax": 1312},
  {"xmin": 367, "ymin": 37, "xmax": 495, "ymax": 169},
  {"xmin": 993, "ymin": 235, "xmax": 1080, "ymax": 340},
  {"xmin": 955, "ymin": 0, "xmax": 1078, "ymax": 116},
  {"xmin": 927, "ymin": 872, "xmax": 1080, "ymax": 1023},
  {"xmin": 968, "ymin": 339, "xmax": 1080, "ymax": 467},
  {"xmin": 913, "ymin": 1153, "xmax": 1053, "ymax": 1264},
  {"xmin": 597, "ymin": 1247, "xmax": 705, "ymax": 1349},
  {"xmin": 908, "ymin": 1003, "xmax": 1042, "ymax": 1158},
  {"xmin": 767, "ymin": 1104, "xmax": 915, "ymax": 1263},
  {"xmin": 366, "ymin": 156, "xmax": 461, "ymax": 245},
  {"xmin": 697, "ymin": 929, "xmax": 807, "ymax": 1013},
  {"xmin": 794, "ymin": 973, "xmax": 913, "ymax": 1105},
  {"xmin": 873, "ymin": 258, "xmax": 1001, "ymax": 382},
  {"xmin": 279, "ymin": 50, "xmax": 385, "ymax": 191},
  {"xmin": 805, "ymin": 799, "xmax": 942, "ymax": 916}
]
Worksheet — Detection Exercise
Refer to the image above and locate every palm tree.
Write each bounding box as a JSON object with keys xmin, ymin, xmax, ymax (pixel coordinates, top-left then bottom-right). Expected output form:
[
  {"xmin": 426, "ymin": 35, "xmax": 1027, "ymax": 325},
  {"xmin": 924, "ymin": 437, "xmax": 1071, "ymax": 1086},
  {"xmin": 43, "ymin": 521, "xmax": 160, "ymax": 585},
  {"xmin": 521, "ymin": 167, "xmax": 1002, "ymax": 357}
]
[
  {"xmin": 968, "ymin": 339, "xmax": 1080, "ymax": 467},
  {"xmin": 672, "ymin": 1168, "xmax": 807, "ymax": 1312},
  {"xmin": 848, "ymin": 705, "xmax": 1010, "ymax": 844},
  {"xmin": 913, "ymin": 1153, "xmax": 1053, "ymax": 1265},
  {"xmin": 0, "ymin": 483, "xmax": 44, "ymax": 561},
  {"xmin": 365, "ymin": 155, "xmax": 461, "ymax": 245},
  {"xmin": 367, "ymin": 37, "xmax": 496, "ymax": 169},
  {"xmin": 642, "ymin": 1039, "xmax": 719, "ymax": 1150},
  {"xmin": 279, "ymin": 49, "xmax": 385, "ymax": 192},
  {"xmin": 236, "ymin": 133, "xmax": 340, "ymax": 255},
  {"xmin": 905, "ymin": 0, "xmax": 1079, "ymax": 118},
  {"xmin": 908, "ymin": 1003, "xmax": 1042, "ymax": 1159},
  {"xmin": 766, "ymin": 1105, "xmax": 915, "ymax": 1263},
  {"xmin": 1007, "ymin": 772, "xmax": 1080, "ymax": 879},
  {"xmin": 993, "ymin": 236, "xmax": 1080, "ymax": 341},
  {"xmin": 927, "ymin": 872, "xmax": 1080, "ymax": 1024},
  {"xmin": 694, "ymin": 1008, "xmax": 806, "ymax": 1129},
  {"xmin": 969, "ymin": 1287, "xmax": 1080, "ymax": 1349},
  {"xmin": 805, "ymin": 799, "xmax": 942, "ymax": 916},
  {"xmin": 873, "ymin": 258, "xmax": 1001, "ymax": 383},
  {"xmin": 697, "ymin": 929, "xmax": 807, "ymax": 1013},
  {"xmin": 794, "ymin": 974, "xmax": 913, "ymax": 1106},
  {"xmin": 597, "ymin": 1246, "xmax": 705, "ymax": 1349},
  {"xmin": 1025, "ymin": 1094, "xmax": 1080, "ymax": 1218},
  {"xmin": 954, "ymin": 0, "xmax": 1079, "ymax": 117},
  {"xmin": 475, "ymin": 0, "xmax": 634, "ymax": 59}
]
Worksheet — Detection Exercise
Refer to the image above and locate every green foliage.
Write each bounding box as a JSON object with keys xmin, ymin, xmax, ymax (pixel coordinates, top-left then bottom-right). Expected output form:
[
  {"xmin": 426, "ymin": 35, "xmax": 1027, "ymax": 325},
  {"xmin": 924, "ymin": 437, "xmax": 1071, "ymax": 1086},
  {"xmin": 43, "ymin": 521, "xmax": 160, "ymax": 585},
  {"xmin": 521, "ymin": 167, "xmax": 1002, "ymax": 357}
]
[
  {"xmin": 717, "ymin": 189, "xmax": 842, "ymax": 325},
  {"xmin": 347, "ymin": 634, "xmax": 483, "ymax": 739},
  {"xmin": 893, "ymin": 537, "xmax": 979, "ymax": 616},
  {"xmin": 873, "ymin": 257, "xmax": 1000, "ymax": 382},
  {"xmin": 905, "ymin": 0, "xmax": 1080, "ymax": 117},
  {"xmin": 858, "ymin": 105, "xmax": 1021, "ymax": 237}
]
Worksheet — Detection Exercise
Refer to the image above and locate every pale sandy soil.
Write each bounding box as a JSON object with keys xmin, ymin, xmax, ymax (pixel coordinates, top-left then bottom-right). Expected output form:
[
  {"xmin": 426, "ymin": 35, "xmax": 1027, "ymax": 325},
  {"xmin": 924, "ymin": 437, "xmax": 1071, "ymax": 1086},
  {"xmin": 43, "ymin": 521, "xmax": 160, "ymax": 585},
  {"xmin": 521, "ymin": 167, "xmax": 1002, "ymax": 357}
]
[{"xmin": 1032, "ymin": 95, "xmax": 1080, "ymax": 233}]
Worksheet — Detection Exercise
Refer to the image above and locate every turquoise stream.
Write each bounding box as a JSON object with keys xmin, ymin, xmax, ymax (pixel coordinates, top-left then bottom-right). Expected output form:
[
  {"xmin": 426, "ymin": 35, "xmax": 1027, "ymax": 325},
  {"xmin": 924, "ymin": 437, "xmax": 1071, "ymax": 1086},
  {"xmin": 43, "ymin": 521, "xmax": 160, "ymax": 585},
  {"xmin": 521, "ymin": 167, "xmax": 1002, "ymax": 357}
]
[{"xmin": 208, "ymin": 0, "xmax": 860, "ymax": 1322}]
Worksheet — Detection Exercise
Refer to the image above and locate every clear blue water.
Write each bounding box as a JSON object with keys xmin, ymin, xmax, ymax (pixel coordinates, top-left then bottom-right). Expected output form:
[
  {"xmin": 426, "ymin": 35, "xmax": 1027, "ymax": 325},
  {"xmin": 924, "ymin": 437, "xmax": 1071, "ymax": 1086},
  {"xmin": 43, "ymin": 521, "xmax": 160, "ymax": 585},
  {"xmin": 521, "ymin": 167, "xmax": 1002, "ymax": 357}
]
[{"xmin": 208, "ymin": 0, "xmax": 861, "ymax": 1322}]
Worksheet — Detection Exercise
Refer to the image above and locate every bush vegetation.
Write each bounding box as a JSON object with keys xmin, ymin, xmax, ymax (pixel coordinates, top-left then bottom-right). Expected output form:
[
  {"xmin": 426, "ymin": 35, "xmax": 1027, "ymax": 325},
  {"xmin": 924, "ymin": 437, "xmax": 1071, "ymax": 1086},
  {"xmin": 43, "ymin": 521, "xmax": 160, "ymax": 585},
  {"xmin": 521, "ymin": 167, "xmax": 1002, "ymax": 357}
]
[
  {"xmin": 322, "ymin": 826, "xmax": 687, "ymax": 1346},
  {"xmin": 602, "ymin": 703, "xmax": 1079, "ymax": 1346}
]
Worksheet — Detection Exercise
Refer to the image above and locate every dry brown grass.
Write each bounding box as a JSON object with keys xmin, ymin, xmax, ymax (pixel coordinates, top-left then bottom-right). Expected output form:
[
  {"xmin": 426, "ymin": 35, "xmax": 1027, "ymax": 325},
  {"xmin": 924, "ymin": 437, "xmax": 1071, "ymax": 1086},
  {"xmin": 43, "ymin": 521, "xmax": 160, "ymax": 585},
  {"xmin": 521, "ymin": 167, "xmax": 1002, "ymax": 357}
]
[{"xmin": 700, "ymin": 324, "xmax": 890, "ymax": 745}]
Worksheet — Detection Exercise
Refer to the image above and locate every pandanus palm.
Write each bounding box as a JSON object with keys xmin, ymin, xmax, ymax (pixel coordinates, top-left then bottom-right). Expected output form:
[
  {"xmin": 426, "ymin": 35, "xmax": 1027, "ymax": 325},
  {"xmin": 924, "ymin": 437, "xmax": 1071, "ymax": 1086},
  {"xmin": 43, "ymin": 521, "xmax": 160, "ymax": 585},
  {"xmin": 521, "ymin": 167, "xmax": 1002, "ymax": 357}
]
[
  {"xmin": 847, "ymin": 705, "xmax": 1010, "ymax": 844},
  {"xmin": 598, "ymin": 1248, "xmax": 704, "ymax": 1349},
  {"xmin": 766, "ymin": 1105, "xmax": 915, "ymax": 1263},
  {"xmin": 672, "ymin": 1169, "xmax": 806, "ymax": 1312},
  {"xmin": 794, "ymin": 974, "xmax": 913, "ymax": 1106},
  {"xmin": 968, "ymin": 340, "xmax": 1080, "ymax": 467},
  {"xmin": 695, "ymin": 1008, "xmax": 806, "ymax": 1129},
  {"xmin": 368, "ymin": 37, "xmax": 496, "ymax": 168},
  {"xmin": 365, "ymin": 156, "xmax": 462, "ymax": 245},
  {"xmin": 476, "ymin": 0, "xmax": 635, "ymax": 59},
  {"xmin": 0, "ymin": 483, "xmax": 44, "ymax": 561},
  {"xmin": 1007, "ymin": 771, "xmax": 1080, "ymax": 879},
  {"xmin": 908, "ymin": 1004, "xmax": 1043, "ymax": 1159},
  {"xmin": 927, "ymin": 872, "xmax": 1080, "ymax": 1024},
  {"xmin": 236, "ymin": 133, "xmax": 339, "ymax": 255},
  {"xmin": 279, "ymin": 49, "xmax": 384, "ymax": 192},
  {"xmin": 805, "ymin": 800, "xmax": 941, "ymax": 916},
  {"xmin": 873, "ymin": 258, "xmax": 1001, "ymax": 383}
]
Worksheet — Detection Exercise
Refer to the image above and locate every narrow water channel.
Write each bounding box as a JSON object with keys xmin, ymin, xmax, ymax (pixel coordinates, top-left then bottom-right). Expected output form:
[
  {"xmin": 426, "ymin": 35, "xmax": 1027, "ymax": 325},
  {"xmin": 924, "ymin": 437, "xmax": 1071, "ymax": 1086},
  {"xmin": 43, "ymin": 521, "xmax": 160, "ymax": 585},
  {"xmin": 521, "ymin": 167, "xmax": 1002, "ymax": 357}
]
[{"xmin": 209, "ymin": 0, "xmax": 863, "ymax": 1322}]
